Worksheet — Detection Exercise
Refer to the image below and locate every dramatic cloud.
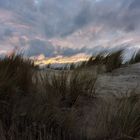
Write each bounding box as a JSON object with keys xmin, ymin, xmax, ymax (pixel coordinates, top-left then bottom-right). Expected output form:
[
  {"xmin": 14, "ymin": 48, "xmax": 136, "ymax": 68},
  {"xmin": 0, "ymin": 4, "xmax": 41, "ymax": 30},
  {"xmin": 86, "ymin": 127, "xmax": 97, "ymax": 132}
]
[
  {"xmin": 0, "ymin": 0, "xmax": 140, "ymax": 59},
  {"xmin": 27, "ymin": 39, "xmax": 55, "ymax": 57}
]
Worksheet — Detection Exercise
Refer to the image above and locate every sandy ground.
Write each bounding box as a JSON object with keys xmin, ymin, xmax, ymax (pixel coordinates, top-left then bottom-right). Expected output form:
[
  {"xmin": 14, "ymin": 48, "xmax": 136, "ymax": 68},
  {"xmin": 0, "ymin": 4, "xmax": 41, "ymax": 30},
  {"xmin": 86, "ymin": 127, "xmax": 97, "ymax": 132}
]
[
  {"xmin": 95, "ymin": 63, "xmax": 140, "ymax": 96},
  {"xmin": 41, "ymin": 63, "xmax": 140, "ymax": 96}
]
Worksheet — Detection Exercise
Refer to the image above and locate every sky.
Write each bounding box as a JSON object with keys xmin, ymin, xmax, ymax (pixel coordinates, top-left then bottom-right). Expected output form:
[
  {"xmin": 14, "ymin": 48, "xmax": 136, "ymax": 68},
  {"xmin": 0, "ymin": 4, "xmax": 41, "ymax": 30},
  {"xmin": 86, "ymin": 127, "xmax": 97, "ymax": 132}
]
[{"xmin": 0, "ymin": 0, "xmax": 140, "ymax": 62}]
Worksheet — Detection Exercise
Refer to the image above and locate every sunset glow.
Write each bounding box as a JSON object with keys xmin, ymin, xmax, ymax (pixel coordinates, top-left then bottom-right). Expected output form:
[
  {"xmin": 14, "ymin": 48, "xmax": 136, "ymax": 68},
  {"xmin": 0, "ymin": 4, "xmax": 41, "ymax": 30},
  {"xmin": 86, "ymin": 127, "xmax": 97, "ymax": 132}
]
[
  {"xmin": 33, "ymin": 53, "xmax": 90, "ymax": 66},
  {"xmin": 0, "ymin": 0, "xmax": 140, "ymax": 65}
]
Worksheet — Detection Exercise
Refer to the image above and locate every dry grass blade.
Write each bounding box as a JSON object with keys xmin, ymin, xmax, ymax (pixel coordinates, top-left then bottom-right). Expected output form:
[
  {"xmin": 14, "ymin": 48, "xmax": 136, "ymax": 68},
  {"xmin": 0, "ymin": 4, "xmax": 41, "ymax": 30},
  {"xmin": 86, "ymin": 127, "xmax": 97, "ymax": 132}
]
[{"xmin": 129, "ymin": 50, "xmax": 140, "ymax": 64}]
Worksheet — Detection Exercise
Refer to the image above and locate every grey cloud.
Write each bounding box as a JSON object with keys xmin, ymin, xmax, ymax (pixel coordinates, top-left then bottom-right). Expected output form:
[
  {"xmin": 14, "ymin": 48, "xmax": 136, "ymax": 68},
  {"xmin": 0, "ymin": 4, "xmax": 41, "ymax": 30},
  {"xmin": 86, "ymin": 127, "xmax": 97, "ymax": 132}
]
[
  {"xmin": 1, "ymin": 0, "xmax": 140, "ymax": 37},
  {"xmin": 2, "ymin": 0, "xmax": 140, "ymax": 37},
  {"xmin": 1, "ymin": 0, "xmax": 140, "ymax": 58},
  {"xmin": 60, "ymin": 47, "xmax": 86, "ymax": 56},
  {"xmin": 4, "ymin": 28, "xmax": 13, "ymax": 37},
  {"xmin": 0, "ymin": 27, "xmax": 14, "ymax": 41},
  {"xmin": 27, "ymin": 39, "xmax": 55, "ymax": 57},
  {"xmin": 129, "ymin": 0, "xmax": 140, "ymax": 9},
  {"xmin": 124, "ymin": 23, "xmax": 136, "ymax": 32},
  {"xmin": 26, "ymin": 39, "xmax": 88, "ymax": 57},
  {"xmin": 1, "ymin": 0, "xmax": 92, "ymax": 37}
]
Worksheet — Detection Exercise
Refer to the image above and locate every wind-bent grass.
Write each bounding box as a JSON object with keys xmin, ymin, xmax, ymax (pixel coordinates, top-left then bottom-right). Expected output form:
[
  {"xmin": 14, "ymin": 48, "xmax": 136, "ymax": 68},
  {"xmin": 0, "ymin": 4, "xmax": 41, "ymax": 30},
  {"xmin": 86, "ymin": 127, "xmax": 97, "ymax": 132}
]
[
  {"xmin": 78, "ymin": 49, "xmax": 124, "ymax": 73},
  {"xmin": 92, "ymin": 93, "xmax": 140, "ymax": 140},
  {"xmin": 105, "ymin": 50, "xmax": 123, "ymax": 72},
  {"xmin": 129, "ymin": 50, "xmax": 140, "ymax": 64},
  {"xmin": 0, "ymin": 54, "xmax": 140, "ymax": 140}
]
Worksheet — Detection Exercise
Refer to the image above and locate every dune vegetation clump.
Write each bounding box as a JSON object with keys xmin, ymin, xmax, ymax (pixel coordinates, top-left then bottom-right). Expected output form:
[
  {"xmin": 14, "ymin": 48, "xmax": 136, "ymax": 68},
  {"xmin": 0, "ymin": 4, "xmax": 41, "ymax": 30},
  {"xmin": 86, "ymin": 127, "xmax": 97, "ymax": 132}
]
[
  {"xmin": 105, "ymin": 50, "xmax": 123, "ymax": 72},
  {"xmin": 129, "ymin": 50, "xmax": 140, "ymax": 64},
  {"xmin": 78, "ymin": 49, "xmax": 124, "ymax": 73},
  {"xmin": 0, "ymin": 53, "xmax": 140, "ymax": 140}
]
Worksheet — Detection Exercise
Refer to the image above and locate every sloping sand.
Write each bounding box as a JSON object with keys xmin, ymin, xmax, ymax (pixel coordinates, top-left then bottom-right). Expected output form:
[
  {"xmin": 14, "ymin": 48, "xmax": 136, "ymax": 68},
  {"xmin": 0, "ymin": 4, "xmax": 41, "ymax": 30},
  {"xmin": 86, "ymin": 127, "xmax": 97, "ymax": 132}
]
[{"xmin": 96, "ymin": 63, "xmax": 140, "ymax": 96}]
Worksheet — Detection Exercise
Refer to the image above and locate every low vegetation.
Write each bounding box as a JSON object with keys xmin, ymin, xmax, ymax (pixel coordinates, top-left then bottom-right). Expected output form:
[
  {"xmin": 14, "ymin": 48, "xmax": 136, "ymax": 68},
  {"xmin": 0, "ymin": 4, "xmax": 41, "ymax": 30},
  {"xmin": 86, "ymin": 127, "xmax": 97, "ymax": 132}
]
[
  {"xmin": 129, "ymin": 50, "xmax": 140, "ymax": 64},
  {"xmin": 78, "ymin": 49, "xmax": 123, "ymax": 72},
  {"xmin": 0, "ymin": 53, "xmax": 140, "ymax": 140}
]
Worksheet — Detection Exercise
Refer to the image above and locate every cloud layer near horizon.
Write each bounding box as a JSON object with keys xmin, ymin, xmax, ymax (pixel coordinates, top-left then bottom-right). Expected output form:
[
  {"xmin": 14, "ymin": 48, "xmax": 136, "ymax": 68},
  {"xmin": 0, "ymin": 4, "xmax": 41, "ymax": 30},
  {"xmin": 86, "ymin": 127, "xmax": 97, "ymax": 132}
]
[{"xmin": 0, "ymin": 0, "xmax": 140, "ymax": 58}]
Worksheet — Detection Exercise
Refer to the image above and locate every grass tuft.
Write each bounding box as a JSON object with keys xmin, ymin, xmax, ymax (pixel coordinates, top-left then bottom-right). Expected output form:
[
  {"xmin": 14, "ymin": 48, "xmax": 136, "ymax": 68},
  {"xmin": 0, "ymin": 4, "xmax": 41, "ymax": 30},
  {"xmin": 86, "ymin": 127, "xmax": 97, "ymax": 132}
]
[{"xmin": 129, "ymin": 50, "xmax": 140, "ymax": 64}]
